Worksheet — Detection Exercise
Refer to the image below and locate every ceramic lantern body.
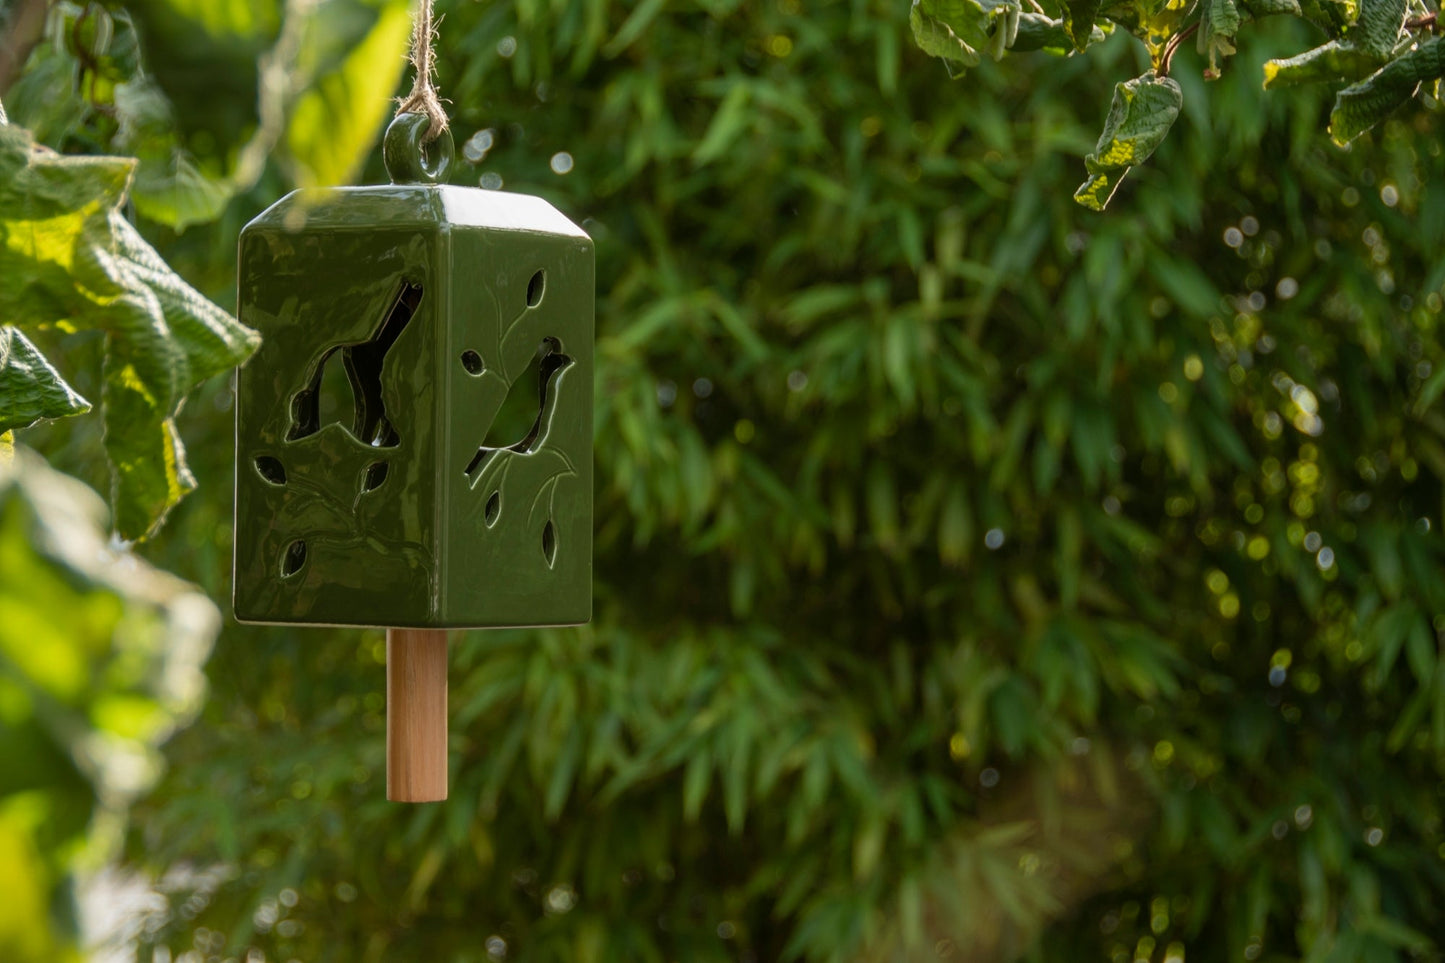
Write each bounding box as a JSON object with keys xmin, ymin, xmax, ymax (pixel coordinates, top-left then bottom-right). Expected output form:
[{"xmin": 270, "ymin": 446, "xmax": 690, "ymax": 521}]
[{"xmin": 233, "ymin": 185, "xmax": 593, "ymax": 627}]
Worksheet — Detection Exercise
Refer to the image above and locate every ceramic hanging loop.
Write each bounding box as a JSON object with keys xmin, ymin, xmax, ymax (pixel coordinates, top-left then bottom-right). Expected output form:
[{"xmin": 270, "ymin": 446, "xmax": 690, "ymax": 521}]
[{"xmin": 385, "ymin": 112, "xmax": 454, "ymax": 184}]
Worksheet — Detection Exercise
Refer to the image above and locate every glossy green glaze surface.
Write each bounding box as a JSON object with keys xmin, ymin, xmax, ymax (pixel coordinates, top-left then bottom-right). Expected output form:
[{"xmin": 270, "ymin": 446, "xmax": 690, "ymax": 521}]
[{"xmin": 233, "ymin": 185, "xmax": 593, "ymax": 627}]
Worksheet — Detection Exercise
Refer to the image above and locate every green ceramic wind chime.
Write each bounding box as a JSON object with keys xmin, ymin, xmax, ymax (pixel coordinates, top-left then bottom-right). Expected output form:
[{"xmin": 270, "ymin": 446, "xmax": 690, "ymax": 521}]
[{"xmin": 232, "ymin": 4, "xmax": 594, "ymax": 801}]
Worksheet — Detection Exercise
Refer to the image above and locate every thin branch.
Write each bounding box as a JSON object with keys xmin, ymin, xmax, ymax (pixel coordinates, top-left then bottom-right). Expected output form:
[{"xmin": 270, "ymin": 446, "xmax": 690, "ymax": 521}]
[
  {"xmin": 1159, "ymin": 21, "xmax": 1201, "ymax": 78},
  {"xmin": 1406, "ymin": 12, "xmax": 1438, "ymax": 29},
  {"xmin": 0, "ymin": 0, "xmax": 50, "ymax": 100}
]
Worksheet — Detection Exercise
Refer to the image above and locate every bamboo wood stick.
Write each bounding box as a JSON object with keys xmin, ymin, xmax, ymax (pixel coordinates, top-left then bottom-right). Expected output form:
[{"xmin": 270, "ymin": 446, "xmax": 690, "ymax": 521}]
[{"xmin": 386, "ymin": 628, "xmax": 448, "ymax": 802}]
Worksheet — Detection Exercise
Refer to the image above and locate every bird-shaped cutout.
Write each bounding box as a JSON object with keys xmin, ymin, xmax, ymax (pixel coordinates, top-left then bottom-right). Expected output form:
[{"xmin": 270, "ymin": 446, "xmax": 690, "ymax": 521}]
[
  {"xmin": 287, "ymin": 280, "xmax": 423, "ymax": 447},
  {"xmin": 463, "ymin": 337, "xmax": 573, "ymax": 482}
]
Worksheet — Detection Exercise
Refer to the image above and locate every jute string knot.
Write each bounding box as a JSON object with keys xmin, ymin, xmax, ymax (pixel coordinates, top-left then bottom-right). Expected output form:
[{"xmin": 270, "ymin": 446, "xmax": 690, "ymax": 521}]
[{"xmin": 396, "ymin": 0, "xmax": 449, "ymax": 142}]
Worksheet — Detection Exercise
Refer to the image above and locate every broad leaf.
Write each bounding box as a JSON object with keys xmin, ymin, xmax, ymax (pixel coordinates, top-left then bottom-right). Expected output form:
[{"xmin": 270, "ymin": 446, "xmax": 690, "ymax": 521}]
[
  {"xmin": 1074, "ymin": 72, "xmax": 1182, "ymax": 210},
  {"xmin": 1263, "ymin": 39, "xmax": 1387, "ymax": 87},
  {"xmin": 1292, "ymin": 0, "xmax": 1358, "ymax": 35},
  {"xmin": 1350, "ymin": 0, "xmax": 1408, "ymax": 58},
  {"xmin": 1330, "ymin": 38, "xmax": 1445, "ymax": 144},
  {"xmin": 0, "ymin": 327, "xmax": 91, "ymax": 434},
  {"xmin": 1012, "ymin": 13, "xmax": 1107, "ymax": 52},
  {"xmin": 0, "ymin": 121, "xmax": 259, "ymax": 539},
  {"xmin": 910, "ymin": 0, "xmax": 1024, "ymax": 73},
  {"xmin": 1100, "ymin": 0, "xmax": 1192, "ymax": 44},
  {"xmin": 1265, "ymin": 0, "xmax": 1406, "ymax": 87}
]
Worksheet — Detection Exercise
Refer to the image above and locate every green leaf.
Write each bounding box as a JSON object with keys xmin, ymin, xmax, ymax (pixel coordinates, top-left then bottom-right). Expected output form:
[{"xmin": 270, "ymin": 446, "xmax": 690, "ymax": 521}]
[
  {"xmin": 1264, "ymin": 0, "xmax": 1406, "ymax": 88},
  {"xmin": 0, "ymin": 328, "xmax": 91, "ymax": 434},
  {"xmin": 1099, "ymin": 0, "xmax": 1192, "ymax": 43},
  {"xmin": 1330, "ymin": 39, "xmax": 1445, "ymax": 145},
  {"xmin": 1011, "ymin": 14, "xmax": 1107, "ymax": 52},
  {"xmin": 285, "ymin": 0, "xmax": 413, "ymax": 187},
  {"xmin": 1350, "ymin": 0, "xmax": 1408, "ymax": 58},
  {"xmin": 1197, "ymin": 0, "xmax": 1241, "ymax": 77},
  {"xmin": 0, "ymin": 122, "xmax": 259, "ymax": 539},
  {"xmin": 1074, "ymin": 72, "xmax": 1182, "ymax": 211},
  {"xmin": 1062, "ymin": 0, "xmax": 1103, "ymax": 51},
  {"xmin": 910, "ymin": 0, "xmax": 1023, "ymax": 73},
  {"xmin": 1239, "ymin": 0, "xmax": 1303, "ymax": 15},
  {"xmin": 1294, "ymin": 0, "xmax": 1357, "ymax": 34},
  {"xmin": 1262, "ymin": 40, "xmax": 1386, "ymax": 88}
]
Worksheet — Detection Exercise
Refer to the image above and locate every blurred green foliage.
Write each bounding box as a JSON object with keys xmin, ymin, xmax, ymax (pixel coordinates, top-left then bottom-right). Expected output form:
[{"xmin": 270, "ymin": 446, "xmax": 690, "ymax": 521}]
[
  {"xmin": 0, "ymin": 446, "xmax": 218, "ymax": 962},
  {"xmin": 6, "ymin": 0, "xmax": 1445, "ymax": 961}
]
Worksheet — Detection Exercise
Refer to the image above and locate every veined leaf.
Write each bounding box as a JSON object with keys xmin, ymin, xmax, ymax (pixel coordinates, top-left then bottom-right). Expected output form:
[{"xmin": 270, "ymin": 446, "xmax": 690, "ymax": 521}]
[
  {"xmin": 1264, "ymin": 0, "xmax": 1405, "ymax": 87},
  {"xmin": 1350, "ymin": 0, "xmax": 1408, "ymax": 57},
  {"xmin": 1100, "ymin": 0, "xmax": 1192, "ymax": 45},
  {"xmin": 1330, "ymin": 39, "xmax": 1445, "ymax": 144},
  {"xmin": 911, "ymin": 0, "xmax": 1023, "ymax": 74},
  {"xmin": 1197, "ymin": 0, "xmax": 1242, "ymax": 77},
  {"xmin": 1292, "ymin": 0, "xmax": 1358, "ymax": 35},
  {"xmin": 0, "ymin": 121, "xmax": 259, "ymax": 539},
  {"xmin": 1012, "ymin": 14, "xmax": 1107, "ymax": 52},
  {"xmin": 1074, "ymin": 72, "xmax": 1182, "ymax": 211},
  {"xmin": 0, "ymin": 328, "xmax": 91, "ymax": 434},
  {"xmin": 1263, "ymin": 40, "xmax": 1384, "ymax": 88}
]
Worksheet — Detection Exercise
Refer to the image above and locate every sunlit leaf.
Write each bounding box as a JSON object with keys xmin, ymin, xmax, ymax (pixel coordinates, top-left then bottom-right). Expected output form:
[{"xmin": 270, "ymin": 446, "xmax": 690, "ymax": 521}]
[
  {"xmin": 0, "ymin": 328, "xmax": 91, "ymax": 434},
  {"xmin": 0, "ymin": 121, "xmax": 258, "ymax": 538},
  {"xmin": 1330, "ymin": 39, "xmax": 1445, "ymax": 144},
  {"xmin": 285, "ymin": 0, "xmax": 413, "ymax": 187},
  {"xmin": 1074, "ymin": 72, "xmax": 1182, "ymax": 210}
]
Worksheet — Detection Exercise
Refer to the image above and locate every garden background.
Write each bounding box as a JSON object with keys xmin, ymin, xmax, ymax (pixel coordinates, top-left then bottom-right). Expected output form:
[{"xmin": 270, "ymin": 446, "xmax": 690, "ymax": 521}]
[{"xmin": 4, "ymin": 0, "xmax": 1445, "ymax": 960}]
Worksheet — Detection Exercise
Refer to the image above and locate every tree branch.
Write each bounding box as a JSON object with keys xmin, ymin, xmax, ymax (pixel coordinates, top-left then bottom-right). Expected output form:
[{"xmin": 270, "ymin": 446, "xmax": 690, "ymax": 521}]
[
  {"xmin": 1159, "ymin": 21, "xmax": 1201, "ymax": 78},
  {"xmin": 0, "ymin": 0, "xmax": 49, "ymax": 101}
]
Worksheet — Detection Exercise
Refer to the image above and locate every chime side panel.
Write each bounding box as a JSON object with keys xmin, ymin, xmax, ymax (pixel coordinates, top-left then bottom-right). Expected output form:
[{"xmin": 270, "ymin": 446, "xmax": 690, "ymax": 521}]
[
  {"xmin": 439, "ymin": 226, "xmax": 594, "ymax": 627},
  {"xmin": 234, "ymin": 224, "xmax": 443, "ymax": 626}
]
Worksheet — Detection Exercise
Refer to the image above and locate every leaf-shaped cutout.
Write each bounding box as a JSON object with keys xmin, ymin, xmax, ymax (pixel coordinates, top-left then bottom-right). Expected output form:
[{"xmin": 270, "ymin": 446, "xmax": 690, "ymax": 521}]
[
  {"xmin": 362, "ymin": 461, "xmax": 388, "ymax": 492},
  {"xmin": 542, "ymin": 520, "xmax": 557, "ymax": 567},
  {"xmin": 1074, "ymin": 72, "xmax": 1182, "ymax": 212},
  {"xmin": 485, "ymin": 491, "xmax": 501, "ymax": 527},
  {"xmin": 255, "ymin": 455, "xmax": 286, "ymax": 485},
  {"xmin": 281, "ymin": 539, "xmax": 307, "ymax": 577},
  {"xmin": 527, "ymin": 270, "xmax": 546, "ymax": 307}
]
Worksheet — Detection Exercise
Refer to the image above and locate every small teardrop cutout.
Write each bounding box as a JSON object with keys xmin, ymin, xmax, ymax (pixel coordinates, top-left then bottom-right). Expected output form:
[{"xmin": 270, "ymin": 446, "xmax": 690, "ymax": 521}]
[
  {"xmin": 363, "ymin": 461, "xmax": 389, "ymax": 492},
  {"xmin": 255, "ymin": 455, "xmax": 286, "ymax": 485},
  {"xmin": 281, "ymin": 539, "xmax": 307, "ymax": 577},
  {"xmin": 485, "ymin": 491, "xmax": 501, "ymax": 527},
  {"xmin": 542, "ymin": 520, "xmax": 557, "ymax": 567}
]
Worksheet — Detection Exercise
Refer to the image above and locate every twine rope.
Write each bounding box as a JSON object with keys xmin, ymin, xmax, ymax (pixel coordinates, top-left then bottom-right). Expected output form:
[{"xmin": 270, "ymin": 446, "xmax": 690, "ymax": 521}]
[{"xmin": 396, "ymin": 0, "xmax": 448, "ymax": 141}]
